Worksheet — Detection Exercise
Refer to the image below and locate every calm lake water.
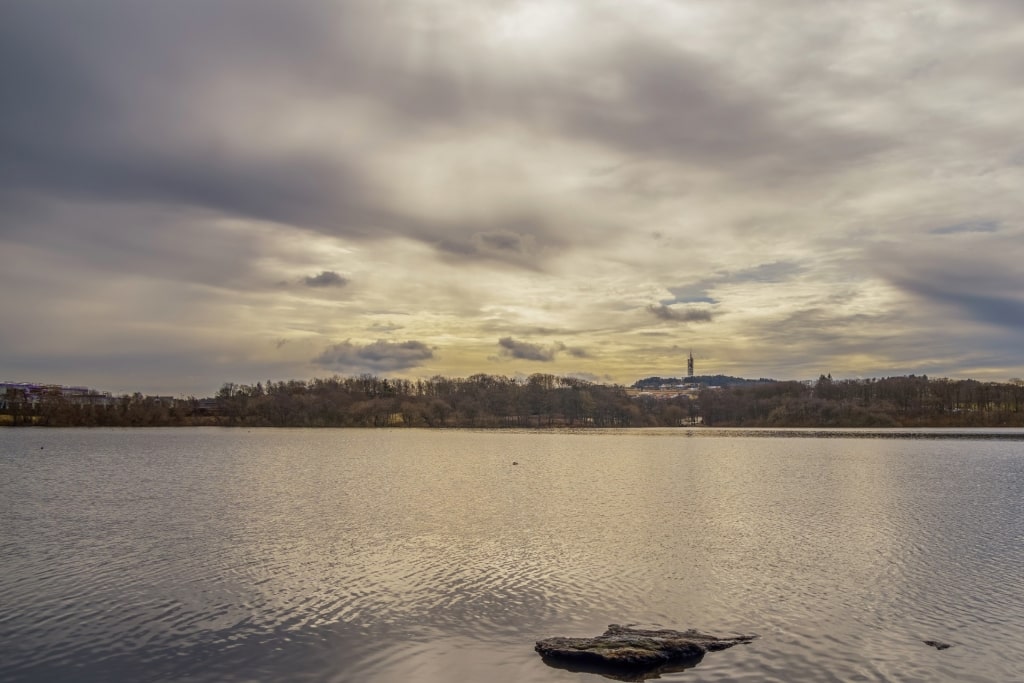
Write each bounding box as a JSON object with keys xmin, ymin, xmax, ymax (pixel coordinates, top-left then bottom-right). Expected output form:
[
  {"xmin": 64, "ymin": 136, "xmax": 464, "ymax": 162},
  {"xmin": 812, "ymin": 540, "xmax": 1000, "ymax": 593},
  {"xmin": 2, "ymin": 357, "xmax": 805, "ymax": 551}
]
[{"xmin": 1, "ymin": 428, "xmax": 1022, "ymax": 682}]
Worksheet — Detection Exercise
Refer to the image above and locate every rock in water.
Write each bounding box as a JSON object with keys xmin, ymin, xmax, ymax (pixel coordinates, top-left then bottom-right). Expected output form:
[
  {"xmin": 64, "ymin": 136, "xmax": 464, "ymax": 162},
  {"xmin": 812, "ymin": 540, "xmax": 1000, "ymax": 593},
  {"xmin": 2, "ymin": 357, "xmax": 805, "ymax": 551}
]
[{"xmin": 535, "ymin": 624, "xmax": 757, "ymax": 681}]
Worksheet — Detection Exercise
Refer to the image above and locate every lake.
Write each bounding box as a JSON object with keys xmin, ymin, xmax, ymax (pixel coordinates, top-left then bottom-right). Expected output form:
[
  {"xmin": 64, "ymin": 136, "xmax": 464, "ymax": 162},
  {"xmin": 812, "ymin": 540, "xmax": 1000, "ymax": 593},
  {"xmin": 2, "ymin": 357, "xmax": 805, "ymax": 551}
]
[{"xmin": 1, "ymin": 428, "xmax": 1022, "ymax": 682}]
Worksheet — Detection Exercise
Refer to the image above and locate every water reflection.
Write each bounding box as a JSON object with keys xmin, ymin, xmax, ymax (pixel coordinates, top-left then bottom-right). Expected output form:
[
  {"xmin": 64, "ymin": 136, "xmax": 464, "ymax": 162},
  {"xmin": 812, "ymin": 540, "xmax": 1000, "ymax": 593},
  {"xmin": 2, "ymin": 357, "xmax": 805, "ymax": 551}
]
[
  {"xmin": 538, "ymin": 652, "xmax": 705, "ymax": 681},
  {"xmin": 1, "ymin": 428, "xmax": 1022, "ymax": 682}
]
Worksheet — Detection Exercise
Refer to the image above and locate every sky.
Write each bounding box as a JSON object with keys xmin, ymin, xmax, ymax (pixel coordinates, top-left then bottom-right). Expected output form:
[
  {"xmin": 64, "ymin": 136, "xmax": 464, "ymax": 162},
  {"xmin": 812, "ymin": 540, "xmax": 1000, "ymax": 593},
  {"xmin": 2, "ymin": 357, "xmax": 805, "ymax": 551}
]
[{"xmin": 2, "ymin": 0, "xmax": 1023, "ymax": 396}]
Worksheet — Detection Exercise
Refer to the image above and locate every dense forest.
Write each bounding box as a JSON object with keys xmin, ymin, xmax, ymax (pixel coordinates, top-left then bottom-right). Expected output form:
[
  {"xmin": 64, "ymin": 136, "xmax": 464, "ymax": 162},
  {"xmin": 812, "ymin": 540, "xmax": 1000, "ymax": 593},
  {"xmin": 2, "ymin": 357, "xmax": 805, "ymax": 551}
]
[{"xmin": 3, "ymin": 373, "xmax": 1024, "ymax": 428}]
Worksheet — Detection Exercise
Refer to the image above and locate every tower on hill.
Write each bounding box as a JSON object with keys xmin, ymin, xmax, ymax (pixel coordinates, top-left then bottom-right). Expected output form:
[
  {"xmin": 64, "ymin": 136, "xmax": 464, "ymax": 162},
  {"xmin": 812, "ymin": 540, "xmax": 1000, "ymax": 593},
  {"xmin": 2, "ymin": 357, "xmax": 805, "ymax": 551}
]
[{"xmin": 687, "ymin": 350, "xmax": 694, "ymax": 379}]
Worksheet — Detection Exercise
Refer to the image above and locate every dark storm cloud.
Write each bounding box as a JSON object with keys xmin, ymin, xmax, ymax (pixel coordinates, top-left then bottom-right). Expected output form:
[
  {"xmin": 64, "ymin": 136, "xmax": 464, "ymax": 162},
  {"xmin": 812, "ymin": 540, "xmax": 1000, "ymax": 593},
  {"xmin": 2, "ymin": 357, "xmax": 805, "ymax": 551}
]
[
  {"xmin": 313, "ymin": 340, "xmax": 434, "ymax": 373},
  {"xmin": 496, "ymin": 337, "xmax": 586, "ymax": 362},
  {"xmin": 303, "ymin": 271, "xmax": 348, "ymax": 288},
  {"xmin": 647, "ymin": 305, "xmax": 714, "ymax": 323}
]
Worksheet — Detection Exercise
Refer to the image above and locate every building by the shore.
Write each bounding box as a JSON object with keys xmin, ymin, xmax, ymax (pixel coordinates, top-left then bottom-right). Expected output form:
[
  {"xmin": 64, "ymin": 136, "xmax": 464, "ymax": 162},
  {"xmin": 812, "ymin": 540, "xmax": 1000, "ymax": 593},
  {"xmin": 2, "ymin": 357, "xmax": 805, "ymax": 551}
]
[{"xmin": 0, "ymin": 381, "xmax": 115, "ymax": 410}]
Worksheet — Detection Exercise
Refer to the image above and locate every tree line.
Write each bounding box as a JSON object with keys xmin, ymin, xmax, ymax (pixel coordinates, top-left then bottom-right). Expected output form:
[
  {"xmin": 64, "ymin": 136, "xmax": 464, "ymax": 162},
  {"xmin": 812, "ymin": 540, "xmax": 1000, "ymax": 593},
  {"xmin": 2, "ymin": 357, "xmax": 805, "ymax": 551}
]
[
  {"xmin": 4, "ymin": 373, "xmax": 1024, "ymax": 428},
  {"xmin": 2, "ymin": 374, "xmax": 690, "ymax": 428},
  {"xmin": 211, "ymin": 374, "xmax": 690, "ymax": 428},
  {"xmin": 698, "ymin": 374, "xmax": 1024, "ymax": 427}
]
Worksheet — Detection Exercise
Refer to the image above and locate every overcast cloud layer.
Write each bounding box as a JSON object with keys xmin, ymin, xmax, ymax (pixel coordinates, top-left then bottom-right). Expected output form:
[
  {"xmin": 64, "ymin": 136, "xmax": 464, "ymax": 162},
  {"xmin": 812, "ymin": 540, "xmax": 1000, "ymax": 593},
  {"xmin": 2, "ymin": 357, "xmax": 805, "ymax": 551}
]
[{"xmin": 2, "ymin": 0, "xmax": 1022, "ymax": 394}]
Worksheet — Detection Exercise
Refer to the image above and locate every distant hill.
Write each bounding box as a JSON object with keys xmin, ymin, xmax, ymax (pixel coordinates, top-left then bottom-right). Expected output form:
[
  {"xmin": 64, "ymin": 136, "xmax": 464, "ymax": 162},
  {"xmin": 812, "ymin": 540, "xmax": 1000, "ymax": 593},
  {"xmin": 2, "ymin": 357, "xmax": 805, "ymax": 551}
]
[{"xmin": 632, "ymin": 375, "xmax": 776, "ymax": 389}]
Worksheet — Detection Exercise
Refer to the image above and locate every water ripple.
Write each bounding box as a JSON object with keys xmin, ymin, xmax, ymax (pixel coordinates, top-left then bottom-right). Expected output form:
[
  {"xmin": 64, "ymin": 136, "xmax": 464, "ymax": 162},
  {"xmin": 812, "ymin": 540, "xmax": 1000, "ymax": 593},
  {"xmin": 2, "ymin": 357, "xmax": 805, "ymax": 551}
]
[{"xmin": 1, "ymin": 428, "xmax": 1021, "ymax": 682}]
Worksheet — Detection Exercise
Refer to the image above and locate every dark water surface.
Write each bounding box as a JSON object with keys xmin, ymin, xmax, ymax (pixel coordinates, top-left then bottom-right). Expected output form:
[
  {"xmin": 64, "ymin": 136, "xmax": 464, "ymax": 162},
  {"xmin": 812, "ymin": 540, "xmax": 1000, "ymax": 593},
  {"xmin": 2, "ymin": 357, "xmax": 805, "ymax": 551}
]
[{"xmin": 1, "ymin": 428, "xmax": 1022, "ymax": 682}]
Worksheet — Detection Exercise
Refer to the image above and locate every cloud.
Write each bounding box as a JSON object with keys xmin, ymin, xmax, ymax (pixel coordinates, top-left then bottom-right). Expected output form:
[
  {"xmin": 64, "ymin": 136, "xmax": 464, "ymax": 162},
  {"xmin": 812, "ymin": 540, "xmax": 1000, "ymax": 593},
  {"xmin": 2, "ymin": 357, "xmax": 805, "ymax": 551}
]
[
  {"xmin": 894, "ymin": 282, "xmax": 1024, "ymax": 331},
  {"xmin": 564, "ymin": 345, "xmax": 590, "ymax": 358},
  {"xmin": 665, "ymin": 261, "xmax": 804, "ymax": 305},
  {"xmin": 498, "ymin": 337, "xmax": 556, "ymax": 362},
  {"xmin": 869, "ymin": 234, "xmax": 1024, "ymax": 333},
  {"xmin": 303, "ymin": 270, "xmax": 348, "ymax": 288},
  {"xmin": 4, "ymin": 0, "xmax": 1024, "ymax": 391},
  {"xmin": 730, "ymin": 261, "xmax": 806, "ymax": 284},
  {"xmin": 497, "ymin": 337, "xmax": 590, "ymax": 362},
  {"xmin": 929, "ymin": 220, "xmax": 1000, "ymax": 235},
  {"xmin": 0, "ymin": 0, "xmax": 886, "ymax": 272},
  {"xmin": 663, "ymin": 288, "xmax": 719, "ymax": 305},
  {"xmin": 555, "ymin": 38, "xmax": 884, "ymax": 176},
  {"xmin": 647, "ymin": 305, "xmax": 713, "ymax": 323},
  {"xmin": 313, "ymin": 339, "xmax": 434, "ymax": 373},
  {"xmin": 0, "ymin": 0, "xmax": 586, "ymax": 271}
]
